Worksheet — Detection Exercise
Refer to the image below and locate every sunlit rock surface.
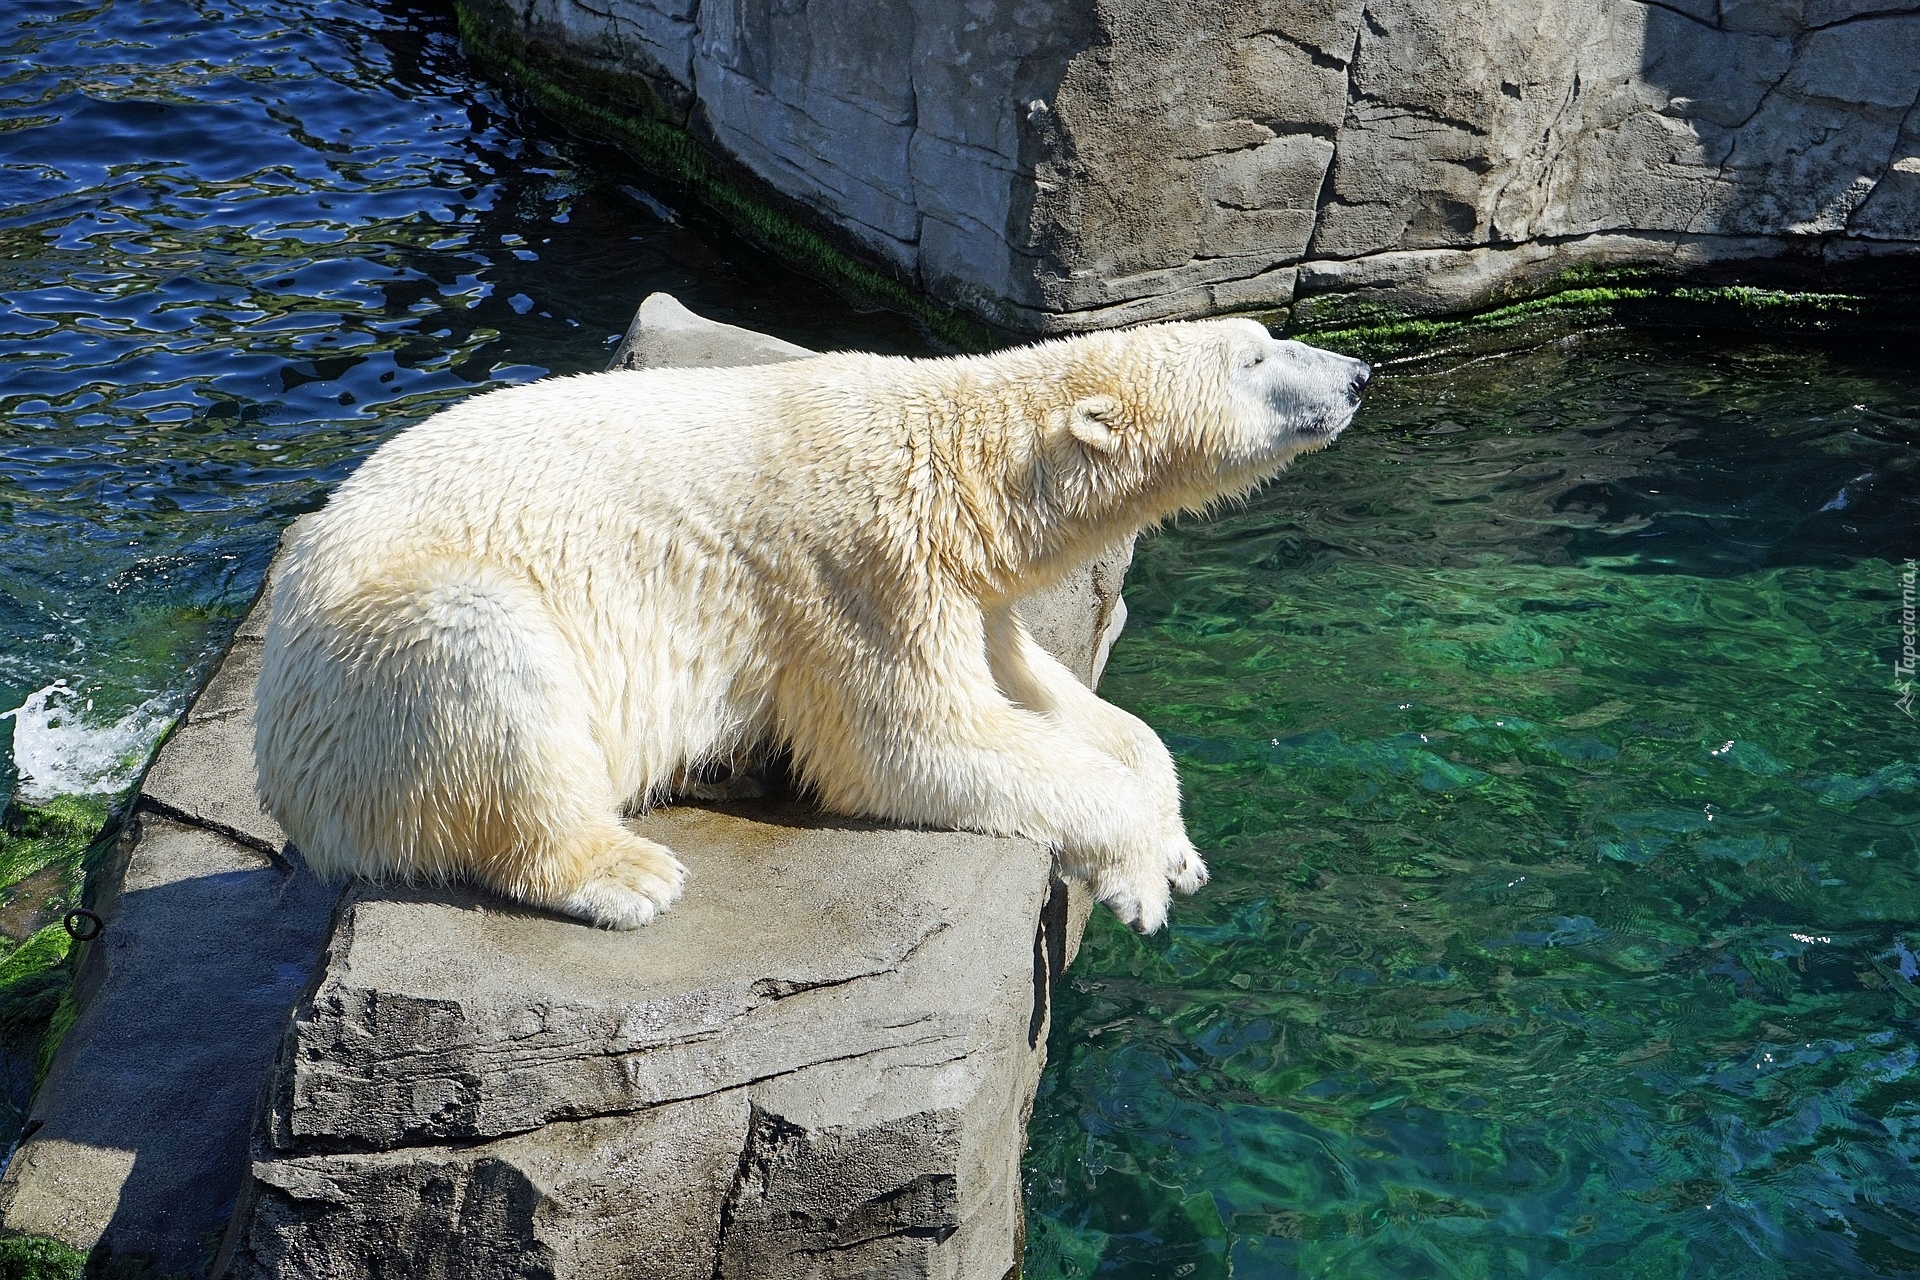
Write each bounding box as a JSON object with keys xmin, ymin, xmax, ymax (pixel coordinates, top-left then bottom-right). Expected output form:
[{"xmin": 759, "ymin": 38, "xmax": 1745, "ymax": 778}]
[{"xmin": 476, "ymin": 0, "xmax": 1920, "ymax": 330}]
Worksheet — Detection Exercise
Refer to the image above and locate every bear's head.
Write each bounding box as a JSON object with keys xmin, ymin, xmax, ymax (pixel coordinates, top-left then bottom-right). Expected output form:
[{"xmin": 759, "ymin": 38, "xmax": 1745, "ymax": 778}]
[{"xmin": 1033, "ymin": 318, "xmax": 1370, "ymax": 539}]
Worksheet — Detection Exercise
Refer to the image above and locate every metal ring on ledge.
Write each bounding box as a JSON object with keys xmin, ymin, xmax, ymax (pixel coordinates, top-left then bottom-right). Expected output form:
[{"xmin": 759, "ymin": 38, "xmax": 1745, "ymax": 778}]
[{"xmin": 62, "ymin": 908, "xmax": 104, "ymax": 943}]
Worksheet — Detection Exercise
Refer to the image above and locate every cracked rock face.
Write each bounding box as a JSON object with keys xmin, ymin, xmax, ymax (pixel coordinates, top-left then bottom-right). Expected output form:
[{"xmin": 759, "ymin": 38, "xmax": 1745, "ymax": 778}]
[
  {"xmin": 228, "ymin": 817, "xmax": 1083, "ymax": 1279},
  {"xmin": 268, "ymin": 812, "xmax": 1020, "ymax": 1153},
  {"xmin": 485, "ymin": 0, "xmax": 1920, "ymax": 330}
]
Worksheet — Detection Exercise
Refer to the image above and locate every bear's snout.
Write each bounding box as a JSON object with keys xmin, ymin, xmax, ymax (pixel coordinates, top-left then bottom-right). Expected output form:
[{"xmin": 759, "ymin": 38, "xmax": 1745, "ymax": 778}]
[{"xmin": 1258, "ymin": 343, "xmax": 1371, "ymax": 444}]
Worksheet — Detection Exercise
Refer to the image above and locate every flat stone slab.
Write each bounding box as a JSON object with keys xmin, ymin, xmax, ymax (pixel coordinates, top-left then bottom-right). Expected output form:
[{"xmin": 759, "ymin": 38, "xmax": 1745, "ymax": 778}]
[
  {"xmin": 271, "ymin": 805, "xmax": 1050, "ymax": 1150},
  {"xmin": 0, "ymin": 807, "xmax": 336, "ymax": 1273}
]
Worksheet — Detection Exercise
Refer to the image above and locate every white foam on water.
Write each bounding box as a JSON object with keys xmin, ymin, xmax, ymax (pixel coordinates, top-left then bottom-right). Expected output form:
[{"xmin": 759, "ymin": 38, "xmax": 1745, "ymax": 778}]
[{"xmin": 1, "ymin": 681, "xmax": 176, "ymax": 804}]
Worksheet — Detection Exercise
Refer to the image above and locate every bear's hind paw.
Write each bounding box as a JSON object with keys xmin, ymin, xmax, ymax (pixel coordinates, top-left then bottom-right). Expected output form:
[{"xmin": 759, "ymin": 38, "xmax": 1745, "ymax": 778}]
[{"xmin": 554, "ymin": 838, "xmax": 688, "ymax": 930}]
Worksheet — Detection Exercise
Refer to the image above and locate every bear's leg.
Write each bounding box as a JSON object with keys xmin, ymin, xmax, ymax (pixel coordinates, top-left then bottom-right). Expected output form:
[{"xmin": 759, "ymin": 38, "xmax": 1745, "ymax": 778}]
[
  {"xmin": 795, "ymin": 646, "xmax": 1192, "ymax": 933},
  {"xmin": 984, "ymin": 605, "xmax": 1207, "ymax": 896},
  {"xmin": 271, "ymin": 561, "xmax": 687, "ymax": 930}
]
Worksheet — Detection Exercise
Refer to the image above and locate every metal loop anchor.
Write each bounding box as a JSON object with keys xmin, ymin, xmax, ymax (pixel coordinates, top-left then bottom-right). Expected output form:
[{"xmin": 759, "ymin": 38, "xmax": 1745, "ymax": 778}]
[{"xmin": 62, "ymin": 908, "xmax": 104, "ymax": 943}]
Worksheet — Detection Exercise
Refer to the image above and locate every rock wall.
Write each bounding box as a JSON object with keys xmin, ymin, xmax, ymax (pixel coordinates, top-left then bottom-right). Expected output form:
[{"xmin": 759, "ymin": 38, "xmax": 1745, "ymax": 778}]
[{"xmin": 482, "ymin": 0, "xmax": 1920, "ymax": 330}]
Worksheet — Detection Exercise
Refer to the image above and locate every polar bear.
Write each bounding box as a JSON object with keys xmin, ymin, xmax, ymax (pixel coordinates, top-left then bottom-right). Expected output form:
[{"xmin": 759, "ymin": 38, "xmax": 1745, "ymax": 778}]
[{"xmin": 253, "ymin": 319, "xmax": 1368, "ymax": 934}]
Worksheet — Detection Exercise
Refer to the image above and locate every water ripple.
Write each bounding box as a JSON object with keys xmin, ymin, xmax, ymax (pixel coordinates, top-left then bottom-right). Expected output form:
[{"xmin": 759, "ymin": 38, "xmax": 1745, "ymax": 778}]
[
  {"xmin": 1027, "ymin": 331, "xmax": 1920, "ymax": 1279},
  {"xmin": 0, "ymin": 0, "xmax": 926, "ymax": 795}
]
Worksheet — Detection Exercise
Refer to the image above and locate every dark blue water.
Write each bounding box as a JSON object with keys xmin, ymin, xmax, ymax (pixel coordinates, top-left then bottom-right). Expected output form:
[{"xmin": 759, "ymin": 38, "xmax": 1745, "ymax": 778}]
[{"xmin": 0, "ymin": 0, "xmax": 927, "ymax": 803}]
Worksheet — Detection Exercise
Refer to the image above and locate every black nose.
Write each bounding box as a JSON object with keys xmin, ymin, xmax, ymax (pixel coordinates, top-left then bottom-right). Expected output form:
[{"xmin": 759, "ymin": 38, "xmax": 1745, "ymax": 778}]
[{"xmin": 1349, "ymin": 364, "xmax": 1372, "ymax": 397}]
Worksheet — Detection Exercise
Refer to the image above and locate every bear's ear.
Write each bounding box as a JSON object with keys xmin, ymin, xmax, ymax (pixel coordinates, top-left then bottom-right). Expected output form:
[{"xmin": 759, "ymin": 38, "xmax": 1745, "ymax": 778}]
[{"xmin": 1068, "ymin": 395, "xmax": 1123, "ymax": 454}]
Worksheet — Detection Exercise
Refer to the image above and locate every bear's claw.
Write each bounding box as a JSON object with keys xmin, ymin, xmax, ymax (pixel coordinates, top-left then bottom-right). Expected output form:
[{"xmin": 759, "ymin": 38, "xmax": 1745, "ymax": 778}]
[
  {"xmin": 1170, "ymin": 855, "xmax": 1209, "ymax": 896},
  {"xmin": 1095, "ymin": 870, "xmax": 1172, "ymax": 936},
  {"xmin": 1166, "ymin": 837, "xmax": 1208, "ymax": 896}
]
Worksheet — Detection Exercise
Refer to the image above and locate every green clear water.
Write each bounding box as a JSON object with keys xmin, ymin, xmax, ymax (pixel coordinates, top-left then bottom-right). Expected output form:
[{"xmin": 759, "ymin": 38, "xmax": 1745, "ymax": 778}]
[{"xmin": 1023, "ymin": 330, "xmax": 1920, "ymax": 1278}]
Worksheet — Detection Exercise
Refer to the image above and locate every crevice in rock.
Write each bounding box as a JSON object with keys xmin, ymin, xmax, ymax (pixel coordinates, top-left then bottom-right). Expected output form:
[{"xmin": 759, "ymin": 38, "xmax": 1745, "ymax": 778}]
[
  {"xmin": 1807, "ymin": 5, "xmax": 1920, "ymax": 31},
  {"xmin": 750, "ymin": 973, "xmax": 867, "ymax": 1000},
  {"xmin": 1349, "ymin": 94, "xmax": 1492, "ymax": 137},
  {"xmin": 1200, "ymin": 116, "xmax": 1338, "ymax": 149},
  {"xmin": 705, "ymin": 1109, "xmax": 761, "ymax": 1280},
  {"xmin": 135, "ymin": 795, "xmax": 293, "ymax": 872},
  {"xmin": 1848, "ymin": 83, "xmax": 1920, "ymax": 231},
  {"xmin": 1028, "ymin": 869, "xmax": 1068, "ymax": 1048},
  {"xmin": 1303, "ymin": 21, "xmax": 1366, "ymax": 259},
  {"xmin": 793, "ymin": 1191, "xmax": 957, "ymax": 1257},
  {"xmin": 708, "ymin": 1103, "xmax": 807, "ymax": 1279},
  {"xmin": 1251, "ymin": 27, "xmax": 1348, "ymax": 70},
  {"xmin": 1622, "ymin": 0, "xmax": 1724, "ymax": 31},
  {"xmin": 281, "ymin": 1030, "xmax": 968, "ymax": 1158}
]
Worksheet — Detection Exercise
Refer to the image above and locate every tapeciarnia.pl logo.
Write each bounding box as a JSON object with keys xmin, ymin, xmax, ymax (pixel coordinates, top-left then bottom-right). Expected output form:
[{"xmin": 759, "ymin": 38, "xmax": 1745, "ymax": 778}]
[{"xmin": 1899, "ymin": 560, "xmax": 1917, "ymax": 719}]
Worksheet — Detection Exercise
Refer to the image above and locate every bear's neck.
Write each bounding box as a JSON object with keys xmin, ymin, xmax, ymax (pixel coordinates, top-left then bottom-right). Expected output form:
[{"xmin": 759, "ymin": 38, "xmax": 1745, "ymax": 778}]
[{"xmin": 896, "ymin": 372, "xmax": 1129, "ymax": 604}]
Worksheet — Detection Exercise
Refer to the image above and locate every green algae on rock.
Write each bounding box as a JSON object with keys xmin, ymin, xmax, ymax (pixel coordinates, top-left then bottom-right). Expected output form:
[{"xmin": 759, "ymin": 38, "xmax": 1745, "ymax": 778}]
[
  {"xmin": 1292, "ymin": 278, "xmax": 1920, "ymax": 365},
  {"xmin": 0, "ymin": 1232, "xmax": 87, "ymax": 1280},
  {"xmin": 0, "ymin": 796, "xmax": 118, "ymax": 1136}
]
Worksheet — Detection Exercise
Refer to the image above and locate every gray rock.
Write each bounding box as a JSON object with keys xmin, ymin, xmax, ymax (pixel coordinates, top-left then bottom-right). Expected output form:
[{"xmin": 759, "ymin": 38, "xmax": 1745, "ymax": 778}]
[
  {"xmin": 235, "ymin": 1095, "xmax": 745, "ymax": 1280},
  {"xmin": 222, "ymin": 813, "xmax": 1081, "ymax": 1279},
  {"xmin": 0, "ymin": 810, "xmax": 337, "ymax": 1273},
  {"xmin": 609, "ymin": 292, "xmax": 813, "ymax": 370},
  {"xmin": 3, "ymin": 293, "xmax": 1123, "ymax": 1278},
  {"xmin": 266, "ymin": 811, "xmax": 1037, "ymax": 1151},
  {"xmin": 0, "ymin": 540, "xmax": 340, "ymax": 1277},
  {"xmin": 1018, "ymin": 539, "xmax": 1134, "ymax": 691},
  {"xmin": 475, "ymin": 0, "xmax": 1920, "ymax": 332},
  {"xmin": 139, "ymin": 582, "xmax": 288, "ymax": 856}
]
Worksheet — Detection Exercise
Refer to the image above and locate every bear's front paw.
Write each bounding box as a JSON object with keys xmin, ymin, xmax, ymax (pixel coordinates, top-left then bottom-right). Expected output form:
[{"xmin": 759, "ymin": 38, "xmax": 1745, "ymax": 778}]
[{"xmin": 557, "ymin": 839, "xmax": 688, "ymax": 930}]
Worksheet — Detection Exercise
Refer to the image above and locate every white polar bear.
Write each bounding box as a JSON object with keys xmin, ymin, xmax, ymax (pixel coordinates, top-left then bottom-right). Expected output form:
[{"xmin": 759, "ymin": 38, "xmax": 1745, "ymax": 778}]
[{"xmin": 254, "ymin": 319, "xmax": 1368, "ymax": 933}]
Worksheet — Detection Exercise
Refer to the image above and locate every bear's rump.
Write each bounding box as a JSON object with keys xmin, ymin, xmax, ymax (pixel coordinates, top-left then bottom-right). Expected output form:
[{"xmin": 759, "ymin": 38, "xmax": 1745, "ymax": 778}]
[{"xmin": 256, "ymin": 556, "xmax": 619, "ymax": 882}]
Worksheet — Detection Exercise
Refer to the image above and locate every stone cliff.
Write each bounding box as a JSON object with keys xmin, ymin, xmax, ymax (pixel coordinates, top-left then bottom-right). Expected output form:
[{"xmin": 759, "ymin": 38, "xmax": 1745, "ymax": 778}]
[{"xmin": 473, "ymin": 0, "xmax": 1920, "ymax": 331}]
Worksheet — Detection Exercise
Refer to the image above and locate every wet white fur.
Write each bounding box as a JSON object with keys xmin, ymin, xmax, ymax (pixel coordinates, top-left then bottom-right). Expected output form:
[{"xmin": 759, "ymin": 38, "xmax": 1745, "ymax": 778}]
[{"xmin": 254, "ymin": 319, "xmax": 1367, "ymax": 933}]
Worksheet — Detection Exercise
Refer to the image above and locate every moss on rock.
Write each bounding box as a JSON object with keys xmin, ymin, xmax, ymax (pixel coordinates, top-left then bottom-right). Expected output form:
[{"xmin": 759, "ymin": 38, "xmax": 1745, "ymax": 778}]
[
  {"xmin": 0, "ymin": 797, "xmax": 106, "ymax": 896},
  {"xmin": 0, "ymin": 1235, "xmax": 85, "ymax": 1280},
  {"xmin": 1291, "ymin": 281, "xmax": 1915, "ymax": 363},
  {"xmin": 0, "ymin": 795, "xmax": 121, "ymax": 1133}
]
